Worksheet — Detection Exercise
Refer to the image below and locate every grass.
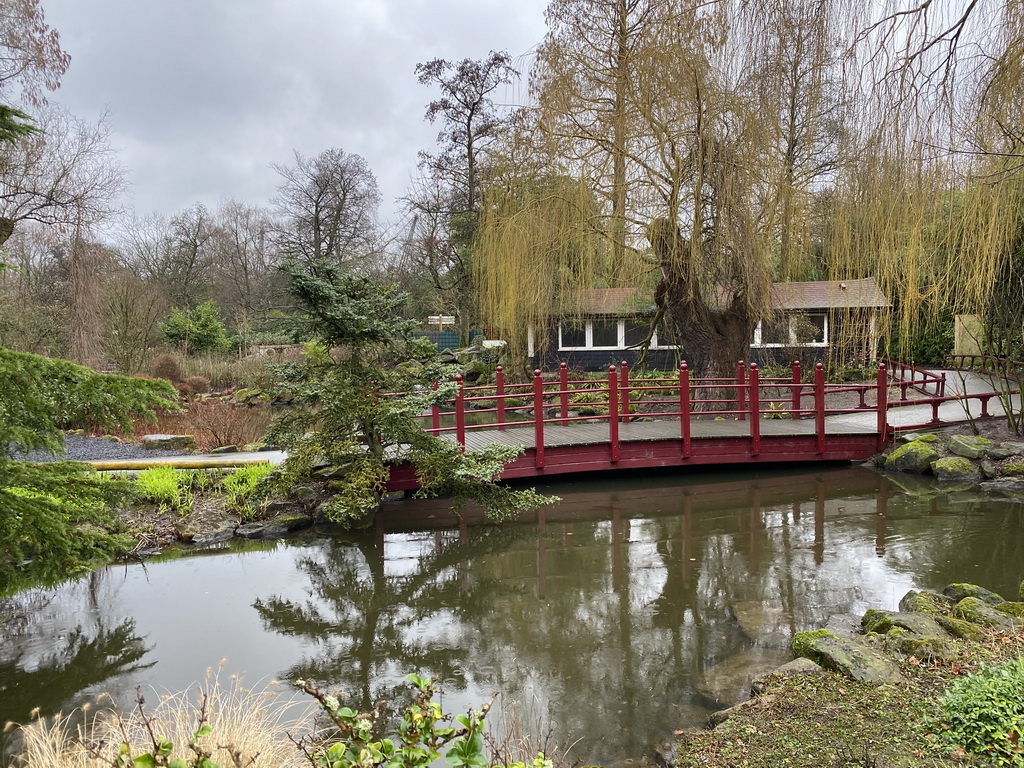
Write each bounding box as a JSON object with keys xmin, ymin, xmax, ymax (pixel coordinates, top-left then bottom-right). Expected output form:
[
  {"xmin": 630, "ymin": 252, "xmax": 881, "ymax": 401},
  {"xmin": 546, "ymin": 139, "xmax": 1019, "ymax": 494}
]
[
  {"xmin": 673, "ymin": 625, "xmax": 1024, "ymax": 767},
  {"xmin": 8, "ymin": 667, "xmax": 312, "ymax": 768}
]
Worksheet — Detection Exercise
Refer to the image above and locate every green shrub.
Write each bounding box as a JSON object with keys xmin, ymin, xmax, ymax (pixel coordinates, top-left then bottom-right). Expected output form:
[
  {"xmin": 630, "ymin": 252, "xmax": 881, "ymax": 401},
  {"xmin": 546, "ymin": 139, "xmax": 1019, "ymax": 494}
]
[
  {"xmin": 160, "ymin": 301, "xmax": 232, "ymax": 355},
  {"xmin": 933, "ymin": 656, "xmax": 1024, "ymax": 765}
]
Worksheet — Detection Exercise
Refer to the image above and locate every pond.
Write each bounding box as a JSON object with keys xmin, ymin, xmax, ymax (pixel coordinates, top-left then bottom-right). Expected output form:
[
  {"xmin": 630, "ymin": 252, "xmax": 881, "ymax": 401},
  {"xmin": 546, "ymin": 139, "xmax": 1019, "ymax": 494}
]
[{"xmin": 2, "ymin": 465, "xmax": 1023, "ymax": 765}]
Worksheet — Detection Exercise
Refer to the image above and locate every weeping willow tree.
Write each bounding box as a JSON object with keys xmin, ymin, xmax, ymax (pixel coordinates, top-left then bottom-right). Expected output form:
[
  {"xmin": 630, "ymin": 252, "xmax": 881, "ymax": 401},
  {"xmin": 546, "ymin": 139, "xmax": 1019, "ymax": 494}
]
[
  {"xmin": 479, "ymin": 0, "xmax": 848, "ymax": 377},
  {"xmin": 823, "ymin": 1, "xmax": 1024, "ymax": 364}
]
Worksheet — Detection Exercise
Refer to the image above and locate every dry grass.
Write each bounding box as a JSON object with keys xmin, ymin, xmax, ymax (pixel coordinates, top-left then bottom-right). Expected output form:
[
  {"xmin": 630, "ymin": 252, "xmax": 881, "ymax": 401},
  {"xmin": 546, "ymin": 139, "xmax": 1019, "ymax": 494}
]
[
  {"xmin": 115, "ymin": 401, "xmax": 275, "ymax": 451},
  {"xmin": 8, "ymin": 667, "xmax": 313, "ymax": 768},
  {"xmin": 485, "ymin": 695, "xmax": 581, "ymax": 768}
]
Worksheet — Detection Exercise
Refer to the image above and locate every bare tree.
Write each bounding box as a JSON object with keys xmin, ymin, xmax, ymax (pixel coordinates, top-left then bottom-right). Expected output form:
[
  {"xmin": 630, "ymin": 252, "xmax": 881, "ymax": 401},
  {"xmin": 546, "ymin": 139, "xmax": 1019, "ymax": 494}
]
[
  {"xmin": 0, "ymin": 0, "xmax": 69, "ymax": 107},
  {"xmin": 0, "ymin": 106, "xmax": 125, "ymax": 247},
  {"xmin": 272, "ymin": 148, "xmax": 381, "ymax": 269}
]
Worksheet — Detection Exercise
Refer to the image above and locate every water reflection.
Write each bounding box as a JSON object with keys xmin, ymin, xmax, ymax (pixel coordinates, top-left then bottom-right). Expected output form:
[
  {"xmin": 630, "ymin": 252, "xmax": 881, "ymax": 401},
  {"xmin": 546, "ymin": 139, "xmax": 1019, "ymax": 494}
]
[{"xmin": 2, "ymin": 467, "xmax": 1023, "ymax": 766}]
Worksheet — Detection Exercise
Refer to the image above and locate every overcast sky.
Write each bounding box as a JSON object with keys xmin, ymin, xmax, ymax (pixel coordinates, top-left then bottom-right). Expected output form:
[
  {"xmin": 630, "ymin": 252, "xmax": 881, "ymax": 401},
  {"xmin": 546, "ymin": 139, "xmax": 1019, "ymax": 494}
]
[{"xmin": 42, "ymin": 0, "xmax": 548, "ymax": 230}]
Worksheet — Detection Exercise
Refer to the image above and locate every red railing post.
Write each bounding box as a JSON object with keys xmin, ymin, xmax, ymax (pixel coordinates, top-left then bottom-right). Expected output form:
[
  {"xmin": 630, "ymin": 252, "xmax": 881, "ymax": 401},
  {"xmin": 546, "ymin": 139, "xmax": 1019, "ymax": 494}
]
[
  {"xmin": 814, "ymin": 362, "xmax": 825, "ymax": 455},
  {"xmin": 736, "ymin": 360, "xmax": 746, "ymax": 421},
  {"xmin": 620, "ymin": 360, "xmax": 630, "ymax": 423},
  {"xmin": 431, "ymin": 380, "xmax": 440, "ymax": 432},
  {"xmin": 680, "ymin": 361, "xmax": 691, "ymax": 458},
  {"xmin": 559, "ymin": 362, "xmax": 569, "ymax": 426},
  {"xmin": 608, "ymin": 365, "xmax": 620, "ymax": 462},
  {"xmin": 749, "ymin": 363, "xmax": 761, "ymax": 456},
  {"xmin": 495, "ymin": 365, "xmax": 506, "ymax": 430},
  {"xmin": 791, "ymin": 360, "xmax": 802, "ymax": 418},
  {"xmin": 455, "ymin": 374, "xmax": 466, "ymax": 449},
  {"xmin": 876, "ymin": 363, "xmax": 888, "ymax": 452},
  {"xmin": 533, "ymin": 369, "xmax": 545, "ymax": 468}
]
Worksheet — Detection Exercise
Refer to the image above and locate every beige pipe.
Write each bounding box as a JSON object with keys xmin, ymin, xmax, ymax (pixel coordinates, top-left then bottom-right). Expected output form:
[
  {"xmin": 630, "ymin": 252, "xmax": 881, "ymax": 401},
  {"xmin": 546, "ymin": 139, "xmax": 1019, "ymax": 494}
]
[{"xmin": 88, "ymin": 456, "xmax": 275, "ymax": 471}]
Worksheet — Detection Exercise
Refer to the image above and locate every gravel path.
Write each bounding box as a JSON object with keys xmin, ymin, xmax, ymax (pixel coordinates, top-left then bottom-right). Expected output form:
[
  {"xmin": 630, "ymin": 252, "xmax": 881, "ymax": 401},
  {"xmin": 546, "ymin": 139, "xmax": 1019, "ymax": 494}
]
[{"xmin": 18, "ymin": 435, "xmax": 194, "ymax": 463}]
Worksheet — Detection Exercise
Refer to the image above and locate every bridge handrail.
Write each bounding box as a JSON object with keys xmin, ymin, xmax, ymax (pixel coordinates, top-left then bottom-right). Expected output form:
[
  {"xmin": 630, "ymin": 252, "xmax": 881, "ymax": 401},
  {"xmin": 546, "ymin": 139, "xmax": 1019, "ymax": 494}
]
[
  {"xmin": 408, "ymin": 360, "xmax": 893, "ymax": 462},
  {"xmin": 943, "ymin": 353, "xmax": 1024, "ymax": 377},
  {"xmin": 879, "ymin": 357, "xmax": 946, "ymax": 398}
]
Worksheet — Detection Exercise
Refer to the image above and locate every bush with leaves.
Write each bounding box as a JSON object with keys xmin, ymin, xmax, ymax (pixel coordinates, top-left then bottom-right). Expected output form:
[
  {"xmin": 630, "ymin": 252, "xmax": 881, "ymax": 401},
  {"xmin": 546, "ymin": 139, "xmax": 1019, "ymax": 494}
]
[
  {"xmin": 0, "ymin": 347, "xmax": 177, "ymax": 592},
  {"xmin": 932, "ymin": 656, "xmax": 1024, "ymax": 765},
  {"xmin": 160, "ymin": 300, "xmax": 232, "ymax": 355},
  {"xmin": 265, "ymin": 260, "xmax": 553, "ymax": 525}
]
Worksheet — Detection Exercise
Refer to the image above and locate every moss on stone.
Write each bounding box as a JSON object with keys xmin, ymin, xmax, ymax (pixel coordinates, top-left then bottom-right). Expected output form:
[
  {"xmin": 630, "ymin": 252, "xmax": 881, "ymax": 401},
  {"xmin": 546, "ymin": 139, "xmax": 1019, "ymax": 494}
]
[
  {"xmin": 994, "ymin": 601, "xmax": 1024, "ymax": 619},
  {"xmin": 885, "ymin": 440, "xmax": 940, "ymax": 474},
  {"xmin": 935, "ymin": 615, "xmax": 986, "ymax": 641},
  {"xmin": 898, "ymin": 589, "xmax": 951, "ymax": 615},
  {"xmin": 791, "ymin": 629, "xmax": 836, "ymax": 658},
  {"xmin": 932, "ymin": 457, "xmax": 979, "ymax": 483},
  {"xmin": 943, "ymin": 583, "xmax": 1005, "ymax": 605},
  {"xmin": 884, "ymin": 630, "xmax": 949, "ymax": 660},
  {"xmin": 954, "ymin": 597, "xmax": 1016, "ymax": 628},
  {"xmin": 861, "ymin": 609, "xmax": 890, "ymax": 634},
  {"xmin": 1003, "ymin": 462, "xmax": 1024, "ymax": 477}
]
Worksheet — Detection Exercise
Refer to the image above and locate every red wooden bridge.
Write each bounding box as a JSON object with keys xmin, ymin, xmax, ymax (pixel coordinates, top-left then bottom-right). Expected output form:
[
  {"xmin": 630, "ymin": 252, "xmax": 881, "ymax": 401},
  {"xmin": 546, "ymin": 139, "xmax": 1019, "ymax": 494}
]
[
  {"xmin": 385, "ymin": 356, "xmax": 1018, "ymax": 490},
  {"xmin": 386, "ymin": 361, "xmax": 892, "ymax": 491}
]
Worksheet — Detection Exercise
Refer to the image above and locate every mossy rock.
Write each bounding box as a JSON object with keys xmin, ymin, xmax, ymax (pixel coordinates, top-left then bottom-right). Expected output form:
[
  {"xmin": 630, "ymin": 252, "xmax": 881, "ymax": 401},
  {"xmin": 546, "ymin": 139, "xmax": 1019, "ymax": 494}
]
[
  {"xmin": 994, "ymin": 601, "xmax": 1024, "ymax": 619},
  {"xmin": 954, "ymin": 597, "xmax": 1016, "ymax": 629},
  {"xmin": 935, "ymin": 615, "xmax": 986, "ymax": 641},
  {"xmin": 861, "ymin": 609, "xmax": 946, "ymax": 637},
  {"xmin": 947, "ymin": 434, "xmax": 991, "ymax": 459},
  {"xmin": 885, "ymin": 440, "xmax": 940, "ymax": 474},
  {"xmin": 794, "ymin": 634, "xmax": 903, "ymax": 683},
  {"xmin": 943, "ymin": 583, "xmax": 1004, "ymax": 605},
  {"xmin": 791, "ymin": 628, "xmax": 836, "ymax": 657},
  {"xmin": 898, "ymin": 589, "xmax": 952, "ymax": 615},
  {"xmin": 897, "ymin": 432, "xmax": 939, "ymax": 444},
  {"xmin": 882, "ymin": 629, "xmax": 949, "ymax": 660},
  {"xmin": 932, "ymin": 457, "xmax": 981, "ymax": 484},
  {"xmin": 1004, "ymin": 462, "xmax": 1024, "ymax": 477}
]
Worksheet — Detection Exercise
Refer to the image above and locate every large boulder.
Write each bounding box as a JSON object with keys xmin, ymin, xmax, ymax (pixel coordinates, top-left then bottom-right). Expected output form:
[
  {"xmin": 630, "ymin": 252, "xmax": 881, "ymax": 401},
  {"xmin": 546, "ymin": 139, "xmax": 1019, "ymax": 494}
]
[
  {"xmin": 861, "ymin": 609, "xmax": 946, "ymax": 637},
  {"xmin": 947, "ymin": 434, "xmax": 991, "ymax": 459},
  {"xmin": 988, "ymin": 441, "xmax": 1024, "ymax": 460},
  {"xmin": 898, "ymin": 589, "xmax": 952, "ymax": 615},
  {"xmin": 750, "ymin": 657, "xmax": 825, "ymax": 696},
  {"xmin": 885, "ymin": 439, "xmax": 940, "ymax": 474},
  {"xmin": 954, "ymin": 597, "xmax": 1017, "ymax": 629},
  {"xmin": 142, "ymin": 433, "xmax": 196, "ymax": 451},
  {"xmin": 943, "ymin": 583, "xmax": 1004, "ymax": 605},
  {"xmin": 791, "ymin": 631, "xmax": 903, "ymax": 683},
  {"xmin": 932, "ymin": 457, "xmax": 981, "ymax": 484}
]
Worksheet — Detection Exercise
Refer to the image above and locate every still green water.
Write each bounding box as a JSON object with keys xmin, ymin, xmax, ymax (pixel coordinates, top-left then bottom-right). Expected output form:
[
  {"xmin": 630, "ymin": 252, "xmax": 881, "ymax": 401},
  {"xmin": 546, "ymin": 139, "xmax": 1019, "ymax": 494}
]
[{"xmin": 2, "ymin": 466, "xmax": 1023, "ymax": 764}]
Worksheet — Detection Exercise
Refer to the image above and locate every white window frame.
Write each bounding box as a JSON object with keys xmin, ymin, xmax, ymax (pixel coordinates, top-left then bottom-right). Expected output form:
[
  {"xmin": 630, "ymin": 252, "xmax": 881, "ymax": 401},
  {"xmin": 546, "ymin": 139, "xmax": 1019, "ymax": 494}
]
[
  {"xmin": 752, "ymin": 312, "xmax": 829, "ymax": 348},
  {"xmin": 557, "ymin": 318, "xmax": 679, "ymax": 351}
]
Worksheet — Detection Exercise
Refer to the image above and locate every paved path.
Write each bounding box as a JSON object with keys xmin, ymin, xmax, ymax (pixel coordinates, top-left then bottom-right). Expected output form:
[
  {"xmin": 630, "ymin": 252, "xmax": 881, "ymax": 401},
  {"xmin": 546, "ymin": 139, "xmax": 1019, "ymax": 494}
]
[{"xmin": 828, "ymin": 369, "xmax": 1019, "ymax": 431}]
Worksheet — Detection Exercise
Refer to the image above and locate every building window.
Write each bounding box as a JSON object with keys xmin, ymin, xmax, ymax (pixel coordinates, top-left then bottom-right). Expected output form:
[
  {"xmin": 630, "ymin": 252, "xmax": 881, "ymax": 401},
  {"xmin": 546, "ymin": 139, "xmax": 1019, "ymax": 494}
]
[
  {"xmin": 557, "ymin": 318, "xmax": 681, "ymax": 351},
  {"xmin": 752, "ymin": 312, "xmax": 828, "ymax": 348}
]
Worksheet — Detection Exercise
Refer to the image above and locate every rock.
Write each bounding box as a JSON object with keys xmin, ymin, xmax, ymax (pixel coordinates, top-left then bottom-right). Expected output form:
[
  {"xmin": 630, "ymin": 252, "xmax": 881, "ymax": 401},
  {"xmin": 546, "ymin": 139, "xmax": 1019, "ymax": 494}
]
[
  {"xmin": 994, "ymin": 601, "xmax": 1024, "ymax": 619},
  {"xmin": 897, "ymin": 432, "xmax": 939, "ymax": 444},
  {"xmin": 793, "ymin": 633, "xmax": 903, "ymax": 683},
  {"xmin": 751, "ymin": 657, "xmax": 825, "ymax": 695},
  {"xmin": 861, "ymin": 609, "xmax": 946, "ymax": 637},
  {"xmin": 898, "ymin": 589, "xmax": 952, "ymax": 615},
  {"xmin": 980, "ymin": 459, "xmax": 998, "ymax": 479},
  {"xmin": 947, "ymin": 434, "xmax": 991, "ymax": 459},
  {"xmin": 881, "ymin": 628, "xmax": 949, "ymax": 660},
  {"xmin": 943, "ymin": 583, "xmax": 1004, "ymax": 605},
  {"xmin": 142, "ymin": 434, "xmax": 196, "ymax": 451},
  {"xmin": 822, "ymin": 613, "xmax": 861, "ymax": 638},
  {"xmin": 932, "ymin": 457, "xmax": 981, "ymax": 484},
  {"xmin": 885, "ymin": 439, "xmax": 940, "ymax": 474},
  {"xmin": 935, "ymin": 615, "xmax": 986, "ymax": 640},
  {"xmin": 988, "ymin": 441, "xmax": 1024, "ymax": 460},
  {"xmin": 695, "ymin": 647, "xmax": 792, "ymax": 707},
  {"xmin": 731, "ymin": 601, "xmax": 792, "ymax": 647},
  {"xmin": 953, "ymin": 597, "xmax": 1017, "ymax": 629},
  {"xmin": 1004, "ymin": 462, "xmax": 1024, "ymax": 477},
  {"xmin": 210, "ymin": 445, "xmax": 240, "ymax": 454},
  {"xmin": 176, "ymin": 502, "xmax": 238, "ymax": 544},
  {"xmin": 979, "ymin": 478, "xmax": 1024, "ymax": 498}
]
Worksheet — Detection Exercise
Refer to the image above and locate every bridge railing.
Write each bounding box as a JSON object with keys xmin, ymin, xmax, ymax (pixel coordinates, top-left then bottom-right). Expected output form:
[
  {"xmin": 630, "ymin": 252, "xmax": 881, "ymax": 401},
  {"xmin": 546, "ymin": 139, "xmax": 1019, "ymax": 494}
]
[
  {"xmin": 880, "ymin": 357, "xmax": 946, "ymax": 399},
  {"xmin": 413, "ymin": 360, "xmax": 890, "ymax": 464}
]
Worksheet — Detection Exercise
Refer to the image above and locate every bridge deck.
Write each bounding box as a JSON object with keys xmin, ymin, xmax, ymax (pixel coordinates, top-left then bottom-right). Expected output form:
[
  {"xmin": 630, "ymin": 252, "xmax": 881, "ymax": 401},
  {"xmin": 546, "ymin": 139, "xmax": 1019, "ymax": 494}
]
[{"xmin": 452, "ymin": 416, "xmax": 873, "ymax": 452}]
